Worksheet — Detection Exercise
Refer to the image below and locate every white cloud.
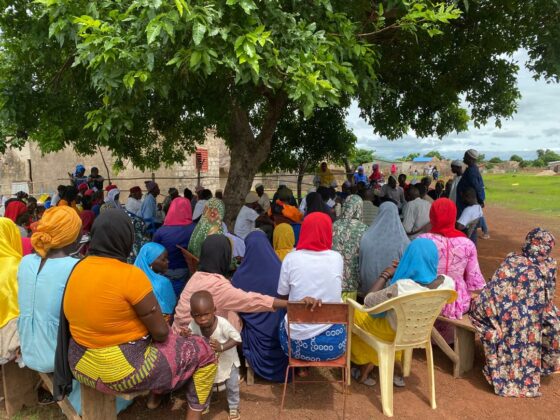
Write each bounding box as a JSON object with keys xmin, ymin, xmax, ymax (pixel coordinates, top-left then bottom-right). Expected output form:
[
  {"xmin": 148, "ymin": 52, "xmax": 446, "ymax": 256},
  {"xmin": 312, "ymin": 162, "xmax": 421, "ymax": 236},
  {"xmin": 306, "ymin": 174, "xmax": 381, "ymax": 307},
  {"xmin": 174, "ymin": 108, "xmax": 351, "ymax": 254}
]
[{"xmin": 346, "ymin": 50, "xmax": 560, "ymax": 161}]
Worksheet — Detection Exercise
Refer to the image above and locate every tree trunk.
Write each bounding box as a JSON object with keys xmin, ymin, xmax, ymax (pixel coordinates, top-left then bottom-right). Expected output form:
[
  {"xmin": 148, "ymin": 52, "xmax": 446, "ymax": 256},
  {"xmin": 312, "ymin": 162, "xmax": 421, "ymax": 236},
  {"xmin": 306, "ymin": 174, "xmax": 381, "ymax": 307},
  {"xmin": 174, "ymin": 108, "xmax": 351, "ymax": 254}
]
[
  {"xmin": 343, "ymin": 157, "xmax": 354, "ymax": 183},
  {"xmin": 296, "ymin": 160, "xmax": 308, "ymax": 204},
  {"xmin": 223, "ymin": 94, "xmax": 287, "ymax": 228}
]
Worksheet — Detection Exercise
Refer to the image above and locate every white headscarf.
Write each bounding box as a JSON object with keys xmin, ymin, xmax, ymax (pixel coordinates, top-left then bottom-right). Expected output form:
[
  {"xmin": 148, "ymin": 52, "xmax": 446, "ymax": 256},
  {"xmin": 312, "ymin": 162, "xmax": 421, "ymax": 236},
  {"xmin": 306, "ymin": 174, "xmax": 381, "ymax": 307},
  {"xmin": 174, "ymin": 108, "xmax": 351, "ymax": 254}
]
[{"xmin": 104, "ymin": 188, "xmax": 121, "ymax": 208}]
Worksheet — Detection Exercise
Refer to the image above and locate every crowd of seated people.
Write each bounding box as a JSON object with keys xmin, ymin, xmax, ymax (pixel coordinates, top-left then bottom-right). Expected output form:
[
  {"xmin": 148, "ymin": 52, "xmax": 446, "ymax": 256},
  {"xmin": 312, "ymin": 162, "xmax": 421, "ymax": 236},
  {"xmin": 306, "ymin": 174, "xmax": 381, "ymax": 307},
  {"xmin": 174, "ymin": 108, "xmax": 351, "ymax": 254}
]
[{"xmin": 0, "ymin": 155, "xmax": 558, "ymax": 420}]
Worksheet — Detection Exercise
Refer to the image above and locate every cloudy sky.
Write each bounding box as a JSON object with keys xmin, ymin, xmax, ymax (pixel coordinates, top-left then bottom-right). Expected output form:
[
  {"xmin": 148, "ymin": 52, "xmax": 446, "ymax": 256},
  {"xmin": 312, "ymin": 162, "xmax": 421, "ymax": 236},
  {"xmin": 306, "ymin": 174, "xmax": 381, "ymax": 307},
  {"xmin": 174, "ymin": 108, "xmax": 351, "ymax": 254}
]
[{"xmin": 346, "ymin": 50, "xmax": 560, "ymax": 161}]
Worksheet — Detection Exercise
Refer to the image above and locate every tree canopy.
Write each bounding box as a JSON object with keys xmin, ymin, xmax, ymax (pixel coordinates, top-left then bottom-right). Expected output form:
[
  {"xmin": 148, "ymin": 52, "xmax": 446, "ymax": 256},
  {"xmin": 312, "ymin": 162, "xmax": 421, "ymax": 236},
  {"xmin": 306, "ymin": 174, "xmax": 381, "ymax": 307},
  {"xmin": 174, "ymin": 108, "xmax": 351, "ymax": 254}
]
[
  {"xmin": 349, "ymin": 148, "xmax": 375, "ymax": 168},
  {"xmin": 425, "ymin": 150, "xmax": 446, "ymax": 160},
  {"xmin": 1, "ymin": 0, "xmax": 559, "ymax": 221}
]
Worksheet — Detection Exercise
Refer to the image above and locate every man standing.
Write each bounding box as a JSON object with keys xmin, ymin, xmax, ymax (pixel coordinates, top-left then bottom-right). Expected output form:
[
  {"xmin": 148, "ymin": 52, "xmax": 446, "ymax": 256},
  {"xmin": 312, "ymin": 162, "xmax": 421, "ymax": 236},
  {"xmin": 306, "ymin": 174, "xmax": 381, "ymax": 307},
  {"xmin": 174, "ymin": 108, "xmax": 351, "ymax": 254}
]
[
  {"xmin": 457, "ymin": 149, "xmax": 485, "ymax": 216},
  {"xmin": 140, "ymin": 181, "xmax": 160, "ymax": 229},
  {"xmin": 162, "ymin": 187, "xmax": 179, "ymax": 215},
  {"xmin": 448, "ymin": 160, "xmax": 463, "ymax": 204},
  {"xmin": 255, "ymin": 183, "xmax": 270, "ymax": 212}
]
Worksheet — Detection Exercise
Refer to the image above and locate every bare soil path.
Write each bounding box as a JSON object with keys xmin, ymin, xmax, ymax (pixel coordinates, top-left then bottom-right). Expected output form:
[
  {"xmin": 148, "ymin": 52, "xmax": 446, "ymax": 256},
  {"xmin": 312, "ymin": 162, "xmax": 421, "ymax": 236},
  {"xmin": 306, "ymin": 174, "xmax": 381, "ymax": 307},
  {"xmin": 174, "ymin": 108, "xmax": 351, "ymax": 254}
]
[{"xmin": 2, "ymin": 204, "xmax": 559, "ymax": 419}]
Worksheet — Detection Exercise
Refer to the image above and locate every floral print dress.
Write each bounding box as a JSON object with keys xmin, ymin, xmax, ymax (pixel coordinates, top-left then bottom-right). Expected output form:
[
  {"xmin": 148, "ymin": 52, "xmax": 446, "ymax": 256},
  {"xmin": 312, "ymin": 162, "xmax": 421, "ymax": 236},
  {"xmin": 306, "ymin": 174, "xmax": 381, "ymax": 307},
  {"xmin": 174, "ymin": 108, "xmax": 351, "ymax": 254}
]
[
  {"xmin": 469, "ymin": 228, "xmax": 560, "ymax": 397},
  {"xmin": 332, "ymin": 195, "xmax": 368, "ymax": 295}
]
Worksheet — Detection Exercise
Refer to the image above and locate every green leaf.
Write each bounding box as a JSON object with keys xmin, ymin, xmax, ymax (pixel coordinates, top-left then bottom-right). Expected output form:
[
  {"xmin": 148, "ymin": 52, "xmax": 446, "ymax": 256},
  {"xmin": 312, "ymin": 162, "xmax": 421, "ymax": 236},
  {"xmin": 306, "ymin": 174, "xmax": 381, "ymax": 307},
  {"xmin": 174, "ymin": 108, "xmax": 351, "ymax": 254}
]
[
  {"xmin": 146, "ymin": 22, "xmax": 161, "ymax": 44},
  {"xmin": 192, "ymin": 21, "xmax": 206, "ymax": 46},
  {"xmin": 190, "ymin": 50, "xmax": 202, "ymax": 67}
]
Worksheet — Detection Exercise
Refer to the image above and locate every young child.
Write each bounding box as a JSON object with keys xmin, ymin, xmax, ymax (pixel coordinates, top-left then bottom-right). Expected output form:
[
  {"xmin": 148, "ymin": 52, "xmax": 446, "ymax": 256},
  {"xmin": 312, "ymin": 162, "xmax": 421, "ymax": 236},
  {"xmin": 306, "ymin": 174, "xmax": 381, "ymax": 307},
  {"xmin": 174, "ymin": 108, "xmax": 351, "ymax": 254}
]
[
  {"xmin": 456, "ymin": 187, "xmax": 484, "ymax": 237},
  {"xmin": 189, "ymin": 291, "xmax": 242, "ymax": 420}
]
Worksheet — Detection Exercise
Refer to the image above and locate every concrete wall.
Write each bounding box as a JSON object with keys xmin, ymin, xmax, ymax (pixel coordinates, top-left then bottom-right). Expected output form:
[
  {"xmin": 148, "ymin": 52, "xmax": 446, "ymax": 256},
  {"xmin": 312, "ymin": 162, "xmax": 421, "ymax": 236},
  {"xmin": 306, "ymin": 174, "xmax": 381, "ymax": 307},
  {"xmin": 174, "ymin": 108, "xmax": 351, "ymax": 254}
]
[{"xmin": 0, "ymin": 132, "xmax": 226, "ymax": 199}]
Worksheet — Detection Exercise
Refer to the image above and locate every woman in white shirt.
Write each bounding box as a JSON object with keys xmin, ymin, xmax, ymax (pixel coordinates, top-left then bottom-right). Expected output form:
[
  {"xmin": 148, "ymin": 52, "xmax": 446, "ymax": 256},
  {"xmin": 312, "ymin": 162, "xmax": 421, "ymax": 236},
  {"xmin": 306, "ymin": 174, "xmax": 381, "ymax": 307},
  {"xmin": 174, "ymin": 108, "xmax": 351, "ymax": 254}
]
[
  {"xmin": 351, "ymin": 238, "xmax": 455, "ymax": 386},
  {"xmin": 277, "ymin": 212, "xmax": 346, "ymax": 364}
]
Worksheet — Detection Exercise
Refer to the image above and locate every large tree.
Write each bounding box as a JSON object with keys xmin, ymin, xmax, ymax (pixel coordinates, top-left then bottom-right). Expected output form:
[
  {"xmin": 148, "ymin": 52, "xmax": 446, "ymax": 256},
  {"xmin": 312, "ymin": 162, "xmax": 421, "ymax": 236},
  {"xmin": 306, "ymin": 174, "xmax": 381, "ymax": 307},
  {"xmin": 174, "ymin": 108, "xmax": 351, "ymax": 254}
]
[
  {"xmin": 261, "ymin": 105, "xmax": 357, "ymax": 200},
  {"xmin": 1, "ymin": 1, "xmax": 559, "ymax": 222}
]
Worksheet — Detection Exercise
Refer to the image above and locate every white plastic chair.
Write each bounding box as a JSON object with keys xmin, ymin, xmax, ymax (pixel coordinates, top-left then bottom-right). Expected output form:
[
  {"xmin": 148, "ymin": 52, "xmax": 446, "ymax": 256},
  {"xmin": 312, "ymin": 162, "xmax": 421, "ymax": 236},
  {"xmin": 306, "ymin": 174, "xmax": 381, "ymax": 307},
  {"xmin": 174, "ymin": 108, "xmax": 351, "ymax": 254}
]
[{"xmin": 347, "ymin": 289, "xmax": 457, "ymax": 417}]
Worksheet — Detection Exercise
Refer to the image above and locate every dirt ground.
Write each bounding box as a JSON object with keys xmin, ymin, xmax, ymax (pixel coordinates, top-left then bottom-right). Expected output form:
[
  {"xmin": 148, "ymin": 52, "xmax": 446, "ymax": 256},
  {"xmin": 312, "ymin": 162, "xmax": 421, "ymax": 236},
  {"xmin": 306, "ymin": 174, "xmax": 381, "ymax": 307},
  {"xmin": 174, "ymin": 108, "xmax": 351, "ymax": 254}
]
[{"xmin": 2, "ymin": 204, "xmax": 560, "ymax": 419}]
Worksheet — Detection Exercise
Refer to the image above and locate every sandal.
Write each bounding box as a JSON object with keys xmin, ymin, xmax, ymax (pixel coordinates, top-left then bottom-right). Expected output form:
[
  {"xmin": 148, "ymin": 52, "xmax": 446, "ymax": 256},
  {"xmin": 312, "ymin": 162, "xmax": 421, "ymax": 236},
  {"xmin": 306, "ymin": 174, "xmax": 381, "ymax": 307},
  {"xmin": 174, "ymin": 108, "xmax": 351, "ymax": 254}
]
[
  {"xmin": 228, "ymin": 408, "xmax": 241, "ymax": 420},
  {"xmin": 393, "ymin": 375, "xmax": 405, "ymax": 387},
  {"xmin": 351, "ymin": 367, "xmax": 376, "ymax": 387}
]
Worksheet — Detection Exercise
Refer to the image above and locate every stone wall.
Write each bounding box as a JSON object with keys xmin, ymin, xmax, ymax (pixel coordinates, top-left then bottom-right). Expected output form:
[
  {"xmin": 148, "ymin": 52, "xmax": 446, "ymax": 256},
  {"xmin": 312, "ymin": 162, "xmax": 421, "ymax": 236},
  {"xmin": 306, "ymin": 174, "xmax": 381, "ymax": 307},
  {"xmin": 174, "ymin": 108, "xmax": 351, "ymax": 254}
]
[{"xmin": 0, "ymin": 132, "xmax": 226, "ymax": 199}]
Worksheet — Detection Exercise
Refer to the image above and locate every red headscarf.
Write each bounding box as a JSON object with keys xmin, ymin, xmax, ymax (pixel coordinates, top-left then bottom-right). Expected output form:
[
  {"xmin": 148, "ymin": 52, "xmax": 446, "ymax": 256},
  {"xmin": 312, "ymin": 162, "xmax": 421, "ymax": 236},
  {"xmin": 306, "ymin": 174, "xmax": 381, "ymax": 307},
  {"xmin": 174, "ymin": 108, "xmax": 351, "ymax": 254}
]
[
  {"xmin": 296, "ymin": 212, "xmax": 333, "ymax": 251},
  {"xmin": 164, "ymin": 197, "xmax": 193, "ymax": 226},
  {"xmin": 429, "ymin": 198, "xmax": 466, "ymax": 238},
  {"xmin": 4, "ymin": 201, "xmax": 27, "ymax": 222}
]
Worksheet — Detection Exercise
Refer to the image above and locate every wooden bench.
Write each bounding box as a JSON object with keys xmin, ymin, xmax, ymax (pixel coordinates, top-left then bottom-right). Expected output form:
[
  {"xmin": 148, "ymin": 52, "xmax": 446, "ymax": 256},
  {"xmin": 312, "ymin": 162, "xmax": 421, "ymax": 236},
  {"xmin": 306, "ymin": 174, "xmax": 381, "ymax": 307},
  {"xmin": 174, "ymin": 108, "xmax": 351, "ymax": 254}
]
[
  {"xmin": 2, "ymin": 365, "xmax": 143, "ymax": 420},
  {"xmin": 432, "ymin": 316, "xmax": 476, "ymax": 378},
  {"xmin": 1, "ymin": 361, "xmax": 38, "ymax": 417}
]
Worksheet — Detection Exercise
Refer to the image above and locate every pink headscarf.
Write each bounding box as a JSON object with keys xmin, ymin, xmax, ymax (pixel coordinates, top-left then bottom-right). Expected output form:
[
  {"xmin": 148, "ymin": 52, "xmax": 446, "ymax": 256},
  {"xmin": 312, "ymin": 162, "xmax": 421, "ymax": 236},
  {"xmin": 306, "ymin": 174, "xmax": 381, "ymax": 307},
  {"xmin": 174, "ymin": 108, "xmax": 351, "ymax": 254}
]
[{"xmin": 164, "ymin": 197, "xmax": 193, "ymax": 226}]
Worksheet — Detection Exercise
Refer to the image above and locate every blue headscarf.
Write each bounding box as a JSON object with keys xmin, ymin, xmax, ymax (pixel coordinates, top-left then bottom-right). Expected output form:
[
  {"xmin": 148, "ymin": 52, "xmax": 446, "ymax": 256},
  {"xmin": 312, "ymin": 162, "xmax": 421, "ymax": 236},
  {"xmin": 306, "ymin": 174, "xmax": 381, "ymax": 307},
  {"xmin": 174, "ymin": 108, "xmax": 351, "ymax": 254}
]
[
  {"xmin": 134, "ymin": 242, "xmax": 177, "ymax": 315},
  {"xmin": 390, "ymin": 238, "xmax": 439, "ymax": 285},
  {"xmin": 231, "ymin": 230, "xmax": 288, "ymax": 382},
  {"xmin": 75, "ymin": 164, "xmax": 85, "ymax": 175}
]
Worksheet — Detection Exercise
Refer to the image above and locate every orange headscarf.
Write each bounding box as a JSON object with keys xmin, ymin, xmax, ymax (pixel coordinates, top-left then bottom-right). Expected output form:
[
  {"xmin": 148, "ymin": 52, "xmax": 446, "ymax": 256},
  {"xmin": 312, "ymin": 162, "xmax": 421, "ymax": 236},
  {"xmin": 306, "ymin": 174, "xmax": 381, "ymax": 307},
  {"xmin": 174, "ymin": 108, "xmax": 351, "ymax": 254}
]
[{"xmin": 31, "ymin": 206, "xmax": 82, "ymax": 258}]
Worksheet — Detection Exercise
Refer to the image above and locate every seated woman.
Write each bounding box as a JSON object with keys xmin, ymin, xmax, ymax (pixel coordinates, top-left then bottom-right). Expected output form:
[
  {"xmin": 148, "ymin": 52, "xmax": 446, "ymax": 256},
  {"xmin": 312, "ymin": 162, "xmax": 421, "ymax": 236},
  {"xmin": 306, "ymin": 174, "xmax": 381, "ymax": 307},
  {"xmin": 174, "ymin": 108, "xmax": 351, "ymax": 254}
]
[
  {"xmin": 359, "ymin": 201, "xmax": 409, "ymax": 297},
  {"xmin": 333, "ymin": 195, "xmax": 368, "ymax": 301},
  {"xmin": 17, "ymin": 207, "xmax": 131, "ymax": 413},
  {"xmin": 277, "ymin": 212, "xmax": 346, "ymax": 363},
  {"xmin": 418, "ymin": 198, "xmax": 484, "ymax": 340},
  {"xmin": 61, "ymin": 209, "xmax": 217, "ymax": 419},
  {"xmin": 188, "ymin": 198, "xmax": 225, "ymax": 258},
  {"xmin": 174, "ymin": 234, "xmax": 291, "ymax": 333},
  {"xmin": 469, "ymin": 228, "xmax": 560, "ymax": 397},
  {"xmin": 153, "ymin": 197, "xmax": 196, "ymax": 297},
  {"xmin": 231, "ymin": 231, "xmax": 288, "ymax": 382},
  {"xmin": 351, "ymin": 239, "xmax": 454, "ymax": 386},
  {"xmin": 134, "ymin": 243, "xmax": 177, "ymax": 319},
  {"xmin": 273, "ymin": 223, "xmax": 295, "ymax": 262},
  {"xmin": 0, "ymin": 218, "xmax": 23, "ymax": 365}
]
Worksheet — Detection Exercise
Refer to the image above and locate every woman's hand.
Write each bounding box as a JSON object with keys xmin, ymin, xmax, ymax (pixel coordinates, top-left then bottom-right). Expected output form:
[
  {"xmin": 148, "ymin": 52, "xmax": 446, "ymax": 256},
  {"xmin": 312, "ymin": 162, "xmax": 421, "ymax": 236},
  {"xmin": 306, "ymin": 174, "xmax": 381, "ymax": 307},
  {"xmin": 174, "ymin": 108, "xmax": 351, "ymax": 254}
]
[{"xmin": 301, "ymin": 297, "xmax": 322, "ymax": 311}]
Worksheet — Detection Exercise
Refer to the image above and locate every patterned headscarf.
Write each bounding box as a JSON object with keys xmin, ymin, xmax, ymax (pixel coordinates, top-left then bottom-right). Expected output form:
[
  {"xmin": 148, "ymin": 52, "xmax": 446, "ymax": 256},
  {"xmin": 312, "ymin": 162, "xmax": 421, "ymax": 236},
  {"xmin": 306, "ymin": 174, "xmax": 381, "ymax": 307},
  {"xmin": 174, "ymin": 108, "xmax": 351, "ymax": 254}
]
[
  {"xmin": 188, "ymin": 198, "xmax": 225, "ymax": 257},
  {"xmin": 332, "ymin": 195, "xmax": 368, "ymax": 292},
  {"xmin": 522, "ymin": 228, "xmax": 555, "ymax": 263}
]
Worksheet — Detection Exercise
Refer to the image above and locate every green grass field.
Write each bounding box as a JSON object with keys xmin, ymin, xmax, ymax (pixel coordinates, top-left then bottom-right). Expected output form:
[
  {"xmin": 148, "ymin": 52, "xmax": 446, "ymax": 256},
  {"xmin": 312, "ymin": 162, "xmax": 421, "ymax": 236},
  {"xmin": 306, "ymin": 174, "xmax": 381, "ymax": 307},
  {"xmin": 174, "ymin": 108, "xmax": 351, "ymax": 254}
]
[{"xmin": 484, "ymin": 173, "xmax": 560, "ymax": 216}]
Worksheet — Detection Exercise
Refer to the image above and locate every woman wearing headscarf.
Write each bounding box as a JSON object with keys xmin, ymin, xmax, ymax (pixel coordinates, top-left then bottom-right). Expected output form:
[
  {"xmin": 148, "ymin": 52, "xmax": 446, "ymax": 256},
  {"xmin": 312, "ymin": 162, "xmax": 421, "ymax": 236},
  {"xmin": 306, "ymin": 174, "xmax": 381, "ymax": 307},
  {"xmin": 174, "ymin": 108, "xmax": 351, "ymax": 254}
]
[
  {"xmin": 62, "ymin": 210, "xmax": 217, "ymax": 418},
  {"xmin": 273, "ymin": 223, "xmax": 295, "ymax": 262},
  {"xmin": 153, "ymin": 197, "xmax": 196, "ymax": 297},
  {"xmin": 418, "ymin": 198, "xmax": 484, "ymax": 322},
  {"xmin": 277, "ymin": 212, "xmax": 346, "ymax": 362},
  {"xmin": 351, "ymin": 239, "xmax": 455, "ymax": 385},
  {"xmin": 134, "ymin": 243, "xmax": 177, "ymax": 317},
  {"xmin": 332, "ymin": 195, "xmax": 368, "ymax": 301},
  {"xmin": 188, "ymin": 198, "xmax": 225, "ymax": 258},
  {"xmin": 231, "ymin": 231, "xmax": 288, "ymax": 382},
  {"xmin": 17, "ymin": 207, "xmax": 131, "ymax": 412},
  {"xmin": 0, "ymin": 218, "xmax": 23, "ymax": 364},
  {"xmin": 100, "ymin": 188, "xmax": 121, "ymax": 212},
  {"xmin": 174, "ymin": 234, "xmax": 291, "ymax": 334},
  {"xmin": 359, "ymin": 201, "xmax": 410, "ymax": 296},
  {"xmin": 469, "ymin": 228, "xmax": 560, "ymax": 397},
  {"xmin": 368, "ymin": 163, "xmax": 383, "ymax": 186}
]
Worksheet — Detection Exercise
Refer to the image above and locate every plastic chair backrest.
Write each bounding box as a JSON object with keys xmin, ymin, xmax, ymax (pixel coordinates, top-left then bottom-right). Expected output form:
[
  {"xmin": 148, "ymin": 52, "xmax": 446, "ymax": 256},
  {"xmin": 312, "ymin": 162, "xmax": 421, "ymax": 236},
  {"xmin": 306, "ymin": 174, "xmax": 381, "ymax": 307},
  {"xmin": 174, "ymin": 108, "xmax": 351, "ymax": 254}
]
[
  {"xmin": 361, "ymin": 289, "xmax": 457, "ymax": 348},
  {"xmin": 287, "ymin": 302, "xmax": 349, "ymax": 325}
]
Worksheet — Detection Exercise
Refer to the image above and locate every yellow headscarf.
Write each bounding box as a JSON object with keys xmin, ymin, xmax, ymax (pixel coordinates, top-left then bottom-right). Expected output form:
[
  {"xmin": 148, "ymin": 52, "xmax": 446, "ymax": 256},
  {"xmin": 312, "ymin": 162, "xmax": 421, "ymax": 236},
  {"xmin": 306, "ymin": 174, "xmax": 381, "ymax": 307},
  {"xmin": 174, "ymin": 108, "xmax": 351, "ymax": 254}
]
[
  {"xmin": 273, "ymin": 223, "xmax": 295, "ymax": 262},
  {"xmin": 31, "ymin": 206, "xmax": 83, "ymax": 258},
  {"xmin": 0, "ymin": 218, "xmax": 23, "ymax": 328}
]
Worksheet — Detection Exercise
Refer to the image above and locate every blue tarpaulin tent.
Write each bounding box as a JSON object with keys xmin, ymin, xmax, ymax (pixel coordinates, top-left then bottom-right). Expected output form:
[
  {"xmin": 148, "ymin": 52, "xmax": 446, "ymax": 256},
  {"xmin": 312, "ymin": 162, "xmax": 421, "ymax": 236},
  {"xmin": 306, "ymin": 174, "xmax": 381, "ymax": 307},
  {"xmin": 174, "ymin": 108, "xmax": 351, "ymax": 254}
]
[{"xmin": 412, "ymin": 157, "xmax": 434, "ymax": 163}]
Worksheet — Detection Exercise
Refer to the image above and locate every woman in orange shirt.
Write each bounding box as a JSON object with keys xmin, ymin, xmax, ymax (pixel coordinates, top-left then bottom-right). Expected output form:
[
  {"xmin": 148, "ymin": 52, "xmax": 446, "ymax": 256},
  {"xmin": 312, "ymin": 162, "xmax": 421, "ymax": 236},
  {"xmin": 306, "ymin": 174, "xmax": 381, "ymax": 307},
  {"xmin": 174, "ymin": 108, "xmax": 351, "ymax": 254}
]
[{"xmin": 61, "ymin": 209, "xmax": 216, "ymax": 419}]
